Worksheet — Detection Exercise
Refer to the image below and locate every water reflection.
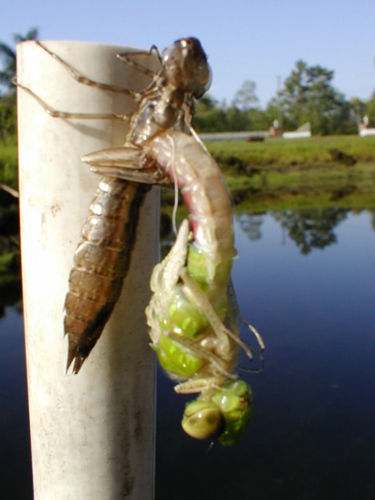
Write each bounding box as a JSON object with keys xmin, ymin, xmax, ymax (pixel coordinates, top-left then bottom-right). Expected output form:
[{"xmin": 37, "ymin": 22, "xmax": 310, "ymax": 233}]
[
  {"xmin": 370, "ymin": 210, "xmax": 375, "ymax": 231},
  {"xmin": 271, "ymin": 208, "xmax": 349, "ymax": 254},
  {"xmin": 0, "ymin": 275, "xmax": 21, "ymax": 318},
  {"xmin": 237, "ymin": 208, "xmax": 356, "ymax": 254},
  {"xmin": 236, "ymin": 212, "xmax": 264, "ymax": 242},
  {"xmin": 0, "ymin": 306, "xmax": 32, "ymax": 497},
  {"xmin": 0, "ymin": 196, "xmax": 21, "ymax": 317}
]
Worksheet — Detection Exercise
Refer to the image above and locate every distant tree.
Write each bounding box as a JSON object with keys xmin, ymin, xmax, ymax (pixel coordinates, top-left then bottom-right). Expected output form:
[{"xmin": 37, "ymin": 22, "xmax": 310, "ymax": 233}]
[
  {"xmin": 0, "ymin": 93, "xmax": 17, "ymax": 142},
  {"xmin": 349, "ymin": 97, "xmax": 366, "ymax": 125},
  {"xmin": 0, "ymin": 27, "xmax": 39, "ymax": 93},
  {"xmin": 278, "ymin": 60, "xmax": 349, "ymax": 135},
  {"xmin": 219, "ymin": 98, "xmax": 228, "ymax": 111},
  {"xmin": 264, "ymin": 100, "xmax": 282, "ymax": 129},
  {"xmin": 365, "ymin": 91, "xmax": 375, "ymax": 126},
  {"xmin": 232, "ymin": 80, "xmax": 259, "ymax": 111},
  {"xmin": 327, "ymin": 98, "xmax": 357, "ymax": 135},
  {"xmin": 247, "ymin": 108, "xmax": 272, "ymax": 131},
  {"xmin": 225, "ymin": 105, "xmax": 250, "ymax": 131},
  {"xmin": 196, "ymin": 94, "xmax": 218, "ymax": 111},
  {"xmin": 192, "ymin": 93, "xmax": 227, "ymax": 132}
]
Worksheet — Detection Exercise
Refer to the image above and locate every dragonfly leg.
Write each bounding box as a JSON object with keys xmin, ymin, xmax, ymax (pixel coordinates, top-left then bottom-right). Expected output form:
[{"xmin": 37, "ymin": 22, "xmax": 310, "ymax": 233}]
[
  {"xmin": 179, "ymin": 268, "xmax": 257, "ymax": 361},
  {"xmin": 167, "ymin": 331, "xmax": 236, "ymax": 380},
  {"xmin": 13, "ymin": 80, "xmax": 129, "ymax": 121},
  {"xmin": 116, "ymin": 45, "xmax": 162, "ymax": 77},
  {"xmin": 34, "ymin": 41, "xmax": 140, "ymax": 97},
  {"xmin": 227, "ymin": 280, "xmax": 265, "ymax": 352},
  {"xmin": 178, "ymin": 268, "xmax": 234, "ymax": 355},
  {"xmin": 174, "ymin": 376, "xmax": 226, "ymax": 394}
]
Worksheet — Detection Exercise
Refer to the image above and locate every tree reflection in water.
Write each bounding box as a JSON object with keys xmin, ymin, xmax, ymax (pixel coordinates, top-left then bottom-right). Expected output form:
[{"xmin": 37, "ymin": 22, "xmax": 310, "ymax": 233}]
[
  {"xmin": 0, "ymin": 194, "xmax": 21, "ymax": 317},
  {"xmin": 369, "ymin": 210, "xmax": 375, "ymax": 232},
  {"xmin": 237, "ymin": 208, "xmax": 350, "ymax": 255},
  {"xmin": 272, "ymin": 208, "xmax": 349, "ymax": 254},
  {"xmin": 236, "ymin": 213, "xmax": 265, "ymax": 242}
]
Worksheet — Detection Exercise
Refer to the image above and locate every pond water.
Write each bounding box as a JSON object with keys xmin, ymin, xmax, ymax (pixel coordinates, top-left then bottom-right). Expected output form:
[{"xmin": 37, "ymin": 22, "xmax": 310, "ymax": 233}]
[{"xmin": 1, "ymin": 209, "xmax": 375, "ymax": 499}]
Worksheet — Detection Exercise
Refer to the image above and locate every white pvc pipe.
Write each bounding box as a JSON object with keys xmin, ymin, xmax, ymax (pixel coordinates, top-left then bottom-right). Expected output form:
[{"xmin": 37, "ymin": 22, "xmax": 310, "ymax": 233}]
[{"xmin": 17, "ymin": 40, "xmax": 158, "ymax": 499}]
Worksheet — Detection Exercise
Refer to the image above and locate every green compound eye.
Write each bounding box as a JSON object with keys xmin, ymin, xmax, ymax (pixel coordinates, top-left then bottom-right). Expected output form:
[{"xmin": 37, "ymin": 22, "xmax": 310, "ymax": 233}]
[
  {"xmin": 212, "ymin": 381, "xmax": 253, "ymax": 446},
  {"xmin": 181, "ymin": 400, "xmax": 222, "ymax": 440},
  {"xmin": 181, "ymin": 381, "xmax": 253, "ymax": 446}
]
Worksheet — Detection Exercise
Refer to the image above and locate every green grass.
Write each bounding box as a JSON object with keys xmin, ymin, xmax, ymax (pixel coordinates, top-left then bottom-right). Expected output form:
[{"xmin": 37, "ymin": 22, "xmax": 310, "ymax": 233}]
[
  {"xmin": 225, "ymin": 161, "xmax": 375, "ymax": 189},
  {"xmin": 207, "ymin": 135, "xmax": 375, "ymax": 170},
  {"xmin": 203, "ymin": 135, "xmax": 375, "ymax": 211},
  {"xmin": 0, "ymin": 141, "xmax": 18, "ymax": 189}
]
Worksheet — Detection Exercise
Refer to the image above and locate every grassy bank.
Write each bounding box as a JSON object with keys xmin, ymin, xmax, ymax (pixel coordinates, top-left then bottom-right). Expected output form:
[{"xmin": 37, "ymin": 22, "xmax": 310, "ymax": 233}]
[
  {"xmin": 207, "ymin": 135, "xmax": 375, "ymax": 170},
  {"xmin": 205, "ymin": 135, "xmax": 375, "ymax": 211}
]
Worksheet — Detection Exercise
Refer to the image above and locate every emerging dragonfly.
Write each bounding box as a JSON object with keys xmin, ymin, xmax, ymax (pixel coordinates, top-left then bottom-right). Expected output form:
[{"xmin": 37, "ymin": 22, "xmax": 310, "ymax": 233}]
[
  {"xmin": 17, "ymin": 37, "xmax": 264, "ymax": 444},
  {"xmin": 142, "ymin": 131, "xmax": 265, "ymax": 445}
]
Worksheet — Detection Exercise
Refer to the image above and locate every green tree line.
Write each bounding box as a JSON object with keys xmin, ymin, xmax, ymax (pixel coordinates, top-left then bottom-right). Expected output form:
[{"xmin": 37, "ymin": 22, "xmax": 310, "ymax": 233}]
[
  {"xmin": 0, "ymin": 29, "xmax": 38, "ymax": 143},
  {"xmin": 193, "ymin": 67, "xmax": 375, "ymax": 135}
]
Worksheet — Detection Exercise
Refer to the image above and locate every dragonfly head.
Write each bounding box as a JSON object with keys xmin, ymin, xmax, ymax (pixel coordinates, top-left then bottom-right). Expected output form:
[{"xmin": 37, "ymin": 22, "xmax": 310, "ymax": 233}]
[
  {"xmin": 162, "ymin": 37, "xmax": 211, "ymax": 98},
  {"xmin": 182, "ymin": 380, "xmax": 253, "ymax": 446}
]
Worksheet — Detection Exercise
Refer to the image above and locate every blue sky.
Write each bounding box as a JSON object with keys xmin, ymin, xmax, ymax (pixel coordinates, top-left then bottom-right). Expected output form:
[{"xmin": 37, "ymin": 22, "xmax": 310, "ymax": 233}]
[{"xmin": 2, "ymin": 0, "xmax": 374, "ymax": 107}]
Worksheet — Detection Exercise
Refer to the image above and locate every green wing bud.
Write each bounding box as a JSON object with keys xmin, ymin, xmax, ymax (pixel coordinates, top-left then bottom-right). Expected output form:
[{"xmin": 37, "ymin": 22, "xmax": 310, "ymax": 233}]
[
  {"xmin": 153, "ymin": 333, "xmax": 204, "ymax": 378},
  {"xmin": 187, "ymin": 244, "xmax": 233, "ymax": 287},
  {"xmin": 165, "ymin": 285, "xmax": 209, "ymax": 337}
]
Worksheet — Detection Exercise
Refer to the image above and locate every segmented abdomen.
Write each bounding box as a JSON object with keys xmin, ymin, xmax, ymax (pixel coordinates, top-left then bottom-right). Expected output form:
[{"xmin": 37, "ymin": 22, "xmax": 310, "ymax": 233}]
[
  {"xmin": 64, "ymin": 177, "xmax": 148, "ymax": 373},
  {"xmin": 149, "ymin": 131, "xmax": 234, "ymax": 288}
]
